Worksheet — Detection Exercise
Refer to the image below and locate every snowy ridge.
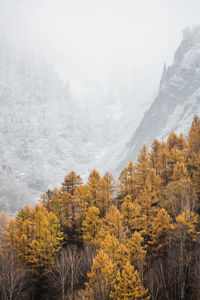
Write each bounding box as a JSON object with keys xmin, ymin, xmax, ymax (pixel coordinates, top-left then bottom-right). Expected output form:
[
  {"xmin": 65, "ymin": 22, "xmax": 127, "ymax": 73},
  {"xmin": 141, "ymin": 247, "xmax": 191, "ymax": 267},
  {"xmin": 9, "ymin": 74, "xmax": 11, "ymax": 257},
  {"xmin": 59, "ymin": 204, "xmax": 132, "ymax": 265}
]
[{"xmin": 118, "ymin": 26, "xmax": 200, "ymax": 171}]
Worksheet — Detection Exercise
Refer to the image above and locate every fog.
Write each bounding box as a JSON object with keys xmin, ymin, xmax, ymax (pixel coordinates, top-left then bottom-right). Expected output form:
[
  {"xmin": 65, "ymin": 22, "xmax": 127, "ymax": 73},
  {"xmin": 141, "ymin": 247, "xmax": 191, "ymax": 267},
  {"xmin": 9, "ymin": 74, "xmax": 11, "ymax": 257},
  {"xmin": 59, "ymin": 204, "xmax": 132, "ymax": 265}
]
[{"xmin": 1, "ymin": 0, "xmax": 200, "ymax": 105}]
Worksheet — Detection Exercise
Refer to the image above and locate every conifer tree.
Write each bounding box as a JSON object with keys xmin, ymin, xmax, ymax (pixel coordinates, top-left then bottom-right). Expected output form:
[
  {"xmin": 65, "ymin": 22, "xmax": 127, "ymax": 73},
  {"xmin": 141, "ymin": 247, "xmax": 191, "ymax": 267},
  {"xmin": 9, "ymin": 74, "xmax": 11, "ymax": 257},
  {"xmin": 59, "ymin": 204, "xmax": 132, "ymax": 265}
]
[
  {"xmin": 85, "ymin": 250, "xmax": 116, "ymax": 300},
  {"xmin": 87, "ymin": 169, "xmax": 101, "ymax": 205},
  {"xmin": 188, "ymin": 115, "xmax": 200, "ymax": 154},
  {"xmin": 150, "ymin": 139, "xmax": 162, "ymax": 174},
  {"xmin": 135, "ymin": 145, "xmax": 149, "ymax": 196},
  {"xmin": 110, "ymin": 262, "xmax": 150, "ymax": 300},
  {"xmin": 118, "ymin": 161, "xmax": 136, "ymax": 201},
  {"xmin": 101, "ymin": 205, "xmax": 124, "ymax": 241},
  {"xmin": 164, "ymin": 178, "xmax": 197, "ymax": 217},
  {"xmin": 82, "ymin": 206, "xmax": 102, "ymax": 244},
  {"xmin": 157, "ymin": 149, "xmax": 171, "ymax": 185},
  {"xmin": 167, "ymin": 131, "xmax": 178, "ymax": 151},
  {"xmin": 177, "ymin": 133, "xmax": 187, "ymax": 151},
  {"xmin": 175, "ymin": 207, "xmax": 199, "ymax": 241},
  {"xmin": 148, "ymin": 208, "xmax": 172, "ymax": 257},
  {"xmin": 172, "ymin": 162, "xmax": 189, "ymax": 182},
  {"xmin": 100, "ymin": 233, "xmax": 129, "ymax": 267},
  {"xmin": 126, "ymin": 231, "xmax": 146, "ymax": 281},
  {"xmin": 96, "ymin": 172, "xmax": 115, "ymax": 216},
  {"xmin": 6, "ymin": 205, "xmax": 63, "ymax": 273},
  {"xmin": 61, "ymin": 171, "xmax": 83, "ymax": 195},
  {"xmin": 121, "ymin": 196, "xmax": 147, "ymax": 235}
]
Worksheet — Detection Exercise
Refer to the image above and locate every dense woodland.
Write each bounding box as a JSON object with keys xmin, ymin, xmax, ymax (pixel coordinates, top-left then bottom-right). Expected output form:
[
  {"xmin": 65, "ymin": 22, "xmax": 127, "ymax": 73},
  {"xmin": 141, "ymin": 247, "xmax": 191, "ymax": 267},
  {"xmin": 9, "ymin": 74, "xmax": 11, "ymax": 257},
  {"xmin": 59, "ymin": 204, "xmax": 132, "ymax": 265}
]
[{"xmin": 0, "ymin": 115, "xmax": 200, "ymax": 299}]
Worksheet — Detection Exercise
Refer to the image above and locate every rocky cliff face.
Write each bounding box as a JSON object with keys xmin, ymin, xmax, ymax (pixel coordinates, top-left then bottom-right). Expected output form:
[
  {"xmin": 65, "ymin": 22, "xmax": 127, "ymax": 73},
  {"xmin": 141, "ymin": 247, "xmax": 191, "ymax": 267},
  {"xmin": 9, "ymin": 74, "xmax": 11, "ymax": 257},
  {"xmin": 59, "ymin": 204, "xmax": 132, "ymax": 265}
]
[{"xmin": 118, "ymin": 26, "xmax": 200, "ymax": 171}]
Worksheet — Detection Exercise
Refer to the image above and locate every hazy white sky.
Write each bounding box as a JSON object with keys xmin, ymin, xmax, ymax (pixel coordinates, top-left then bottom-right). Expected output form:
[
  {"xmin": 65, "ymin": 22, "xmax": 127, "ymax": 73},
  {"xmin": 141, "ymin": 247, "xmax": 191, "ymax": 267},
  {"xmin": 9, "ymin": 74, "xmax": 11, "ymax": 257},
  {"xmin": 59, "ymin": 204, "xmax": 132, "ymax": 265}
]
[{"xmin": 1, "ymin": 0, "xmax": 200, "ymax": 103}]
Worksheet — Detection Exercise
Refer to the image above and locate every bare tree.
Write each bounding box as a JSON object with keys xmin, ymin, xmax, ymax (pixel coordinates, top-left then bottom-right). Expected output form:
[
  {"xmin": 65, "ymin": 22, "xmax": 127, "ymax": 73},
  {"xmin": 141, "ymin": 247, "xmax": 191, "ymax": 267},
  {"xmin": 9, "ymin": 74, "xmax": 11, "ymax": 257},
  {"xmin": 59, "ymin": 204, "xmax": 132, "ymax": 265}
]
[
  {"xmin": 0, "ymin": 248, "xmax": 31, "ymax": 300},
  {"xmin": 49, "ymin": 245, "xmax": 90, "ymax": 300}
]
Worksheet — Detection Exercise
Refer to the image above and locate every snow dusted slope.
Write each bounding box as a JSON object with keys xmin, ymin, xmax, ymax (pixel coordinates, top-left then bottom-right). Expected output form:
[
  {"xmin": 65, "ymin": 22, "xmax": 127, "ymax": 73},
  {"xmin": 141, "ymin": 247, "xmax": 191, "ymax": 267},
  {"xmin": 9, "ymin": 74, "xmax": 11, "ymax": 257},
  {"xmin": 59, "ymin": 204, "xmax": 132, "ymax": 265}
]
[
  {"xmin": 117, "ymin": 26, "xmax": 200, "ymax": 171},
  {"xmin": 0, "ymin": 40, "xmax": 145, "ymax": 211}
]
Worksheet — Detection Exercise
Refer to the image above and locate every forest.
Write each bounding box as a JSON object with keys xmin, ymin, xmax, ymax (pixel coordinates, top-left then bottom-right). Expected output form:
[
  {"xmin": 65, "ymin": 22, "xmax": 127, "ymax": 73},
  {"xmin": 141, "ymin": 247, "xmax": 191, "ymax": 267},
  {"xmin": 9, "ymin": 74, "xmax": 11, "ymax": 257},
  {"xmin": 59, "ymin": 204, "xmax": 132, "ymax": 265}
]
[{"xmin": 0, "ymin": 115, "xmax": 200, "ymax": 300}]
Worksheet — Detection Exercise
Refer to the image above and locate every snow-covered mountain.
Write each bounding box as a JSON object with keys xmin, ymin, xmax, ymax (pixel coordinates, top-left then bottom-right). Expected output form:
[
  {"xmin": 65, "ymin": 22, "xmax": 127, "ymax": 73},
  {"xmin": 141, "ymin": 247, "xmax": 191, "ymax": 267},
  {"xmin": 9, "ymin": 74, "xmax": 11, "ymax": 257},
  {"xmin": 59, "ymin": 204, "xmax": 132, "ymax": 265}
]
[
  {"xmin": 0, "ymin": 40, "xmax": 146, "ymax": 211},
  {"xmin": 117, "ymin": 26, "xmax": 200, "ymax": 171},
  {"xmin": 2, "ymin": 25, "xmax": 200, "ymax": 212}
]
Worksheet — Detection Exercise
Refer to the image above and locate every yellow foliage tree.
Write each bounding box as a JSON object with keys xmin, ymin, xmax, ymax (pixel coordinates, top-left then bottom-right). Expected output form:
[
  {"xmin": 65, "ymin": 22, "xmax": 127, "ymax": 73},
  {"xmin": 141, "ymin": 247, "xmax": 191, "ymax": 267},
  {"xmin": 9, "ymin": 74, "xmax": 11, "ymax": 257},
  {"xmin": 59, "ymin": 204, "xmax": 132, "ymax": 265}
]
[
  {"xmin": 110, "ymin": 261, "xmax": 150, "ymax": 300},
  {"xmin": 100, "ymin": 233, "xmax": 129, "ymax": 267},
  {"xmin": 148, "ymin": 208, "xmax": 172, "ymax": 257},
  {"xmin": 100, "ymin": 205, "xmax": 124, "ymax": 241},
  {"xmin": 126, "ymin": 231, "xmax": 146, "ymax": 281},
  {"xmin": 6, "ymin": 205, "xmax": 63, "ymax": 272},
  {"xmin": 82, "ymin": 206, "xmax": 102, "ymax": 244},
  {"xmin": 121, "ymin": 196, "xmax": 147, "ymax": 235},
  {"xmin": 85, "ymin": 250, "xmax": 116, "ymax": 300},
  {"xmin": 61, "ymin": 171, "xmax": 83, "ymax": 195},
  {"xmin": 87, "ymin": 169, "xmax": 101, "ymax": 206},
  {"xmin": 175, "ymin": 207, "xmax": 199, "ymax": 241},
  {"xmin": 118, "ymin": 161, "xmax": 136, "ymax": 201},
  {"xmin": 96, "ymin": 172, "xmax": 115, "ymax": 216}
]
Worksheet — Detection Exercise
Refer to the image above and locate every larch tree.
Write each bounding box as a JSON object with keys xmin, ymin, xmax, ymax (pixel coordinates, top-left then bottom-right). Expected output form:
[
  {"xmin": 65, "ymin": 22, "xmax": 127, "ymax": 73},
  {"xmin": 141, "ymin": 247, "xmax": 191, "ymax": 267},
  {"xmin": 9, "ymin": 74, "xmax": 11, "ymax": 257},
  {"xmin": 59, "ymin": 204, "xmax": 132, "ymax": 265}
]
[
  {"xmin": 6, "ymin": 204, "xmax": 63, "ymax": 273},
  {"xmin": 188, "ymin": 115, "xmax": 200, "ymax": 155},
  {"xmin": 149, "ymin": 139, "xmax": 162, "ymax": 174},
  {"xmin": 96, "ymin": 172, "xmax": 115, "ymax": 216},
  {"xmin": 61, "ymin": 171, "xmax": 83, "ymax": 195},
  {"xmin": 82, "ymin": 206, "xmax": 102, "ymax": 244},
  {"xmin": 148, "ymin": 208, "xmax": 172, "ymax": 257},
  {"xmin": 118, "ymin": 161, "xmax": 136, "ymax": 202},
  {"xmin": 126, "ymin": 231, "xmax": 146, "ymax": 282},
  {"xmin": 121, "ymin": 196, "xmax": 147, "ymax": 235},
  {"xmin": 85, "ymin": 250, "xmax": 116, "ymax": 300},
  {"xmin": 135, "ymin": 145, "xmax": 149, "ymax": 196},
  {"xmin": 87, "ymin": 169, "xmax": 101, "ymax": 206},
  {"xmin": 99, "ymin": 233, "xmax": 129, "ymax": 267},
  {"xmin": 101, "ymin": 205, "xmax": 124, "ymax": 241},
  {"xmin": 110, "ymin": 261, "xmax": 150, "ymax": 300}
]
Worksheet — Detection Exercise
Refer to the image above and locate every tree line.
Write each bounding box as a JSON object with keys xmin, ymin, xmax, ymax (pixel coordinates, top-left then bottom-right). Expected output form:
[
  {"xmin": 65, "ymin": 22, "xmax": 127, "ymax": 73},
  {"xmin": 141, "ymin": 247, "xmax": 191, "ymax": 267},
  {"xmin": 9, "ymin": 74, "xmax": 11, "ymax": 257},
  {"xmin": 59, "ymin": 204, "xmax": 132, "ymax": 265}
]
[{"xmin": 1, "ymin": 115, "xmax": 200, "ymax": 299}]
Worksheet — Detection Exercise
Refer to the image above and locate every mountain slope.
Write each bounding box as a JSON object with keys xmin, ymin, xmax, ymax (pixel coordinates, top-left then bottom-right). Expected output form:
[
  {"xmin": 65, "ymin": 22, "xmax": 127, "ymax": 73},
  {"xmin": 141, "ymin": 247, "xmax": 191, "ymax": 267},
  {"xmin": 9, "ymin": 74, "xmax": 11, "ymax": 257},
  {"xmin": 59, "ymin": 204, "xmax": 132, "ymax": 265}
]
[
  {"xmin": 118, "ymin": 26, "xmax": 200, "ymax": 170},
  {"xmin": 0, "ymin": 41, "xmax": 142, "ymax": 211}
]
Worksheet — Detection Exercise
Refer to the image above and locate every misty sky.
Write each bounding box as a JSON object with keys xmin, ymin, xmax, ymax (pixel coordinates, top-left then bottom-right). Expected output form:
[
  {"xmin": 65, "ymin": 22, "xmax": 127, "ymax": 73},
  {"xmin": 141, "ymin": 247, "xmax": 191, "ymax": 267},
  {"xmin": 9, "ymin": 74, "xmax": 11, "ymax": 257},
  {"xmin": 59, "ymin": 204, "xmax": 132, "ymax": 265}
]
[{"xmin": 1, "ymin": 0, "xmax": 200, "ymax": 104}]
